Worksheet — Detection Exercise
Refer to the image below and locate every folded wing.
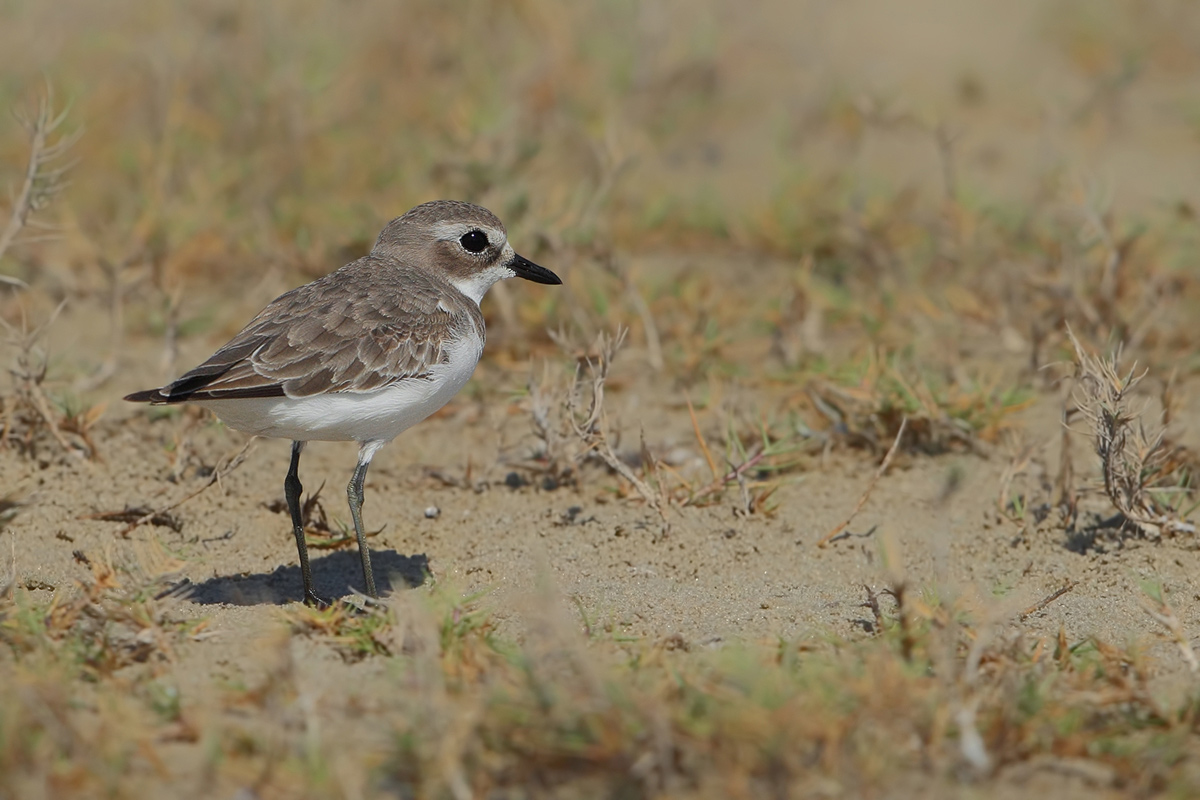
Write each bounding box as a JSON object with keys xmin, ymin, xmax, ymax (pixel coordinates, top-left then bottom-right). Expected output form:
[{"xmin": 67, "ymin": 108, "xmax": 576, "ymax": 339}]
[{"xmin": 125, "ymin": 262, "xmax": 482, "ymax": 404}]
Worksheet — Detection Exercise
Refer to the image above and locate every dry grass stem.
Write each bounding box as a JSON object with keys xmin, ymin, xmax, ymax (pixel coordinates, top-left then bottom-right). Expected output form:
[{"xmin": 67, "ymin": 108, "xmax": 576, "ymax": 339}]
[
  {"xmin": 1076, "ymin": 181, "xmax": 1124, "ymax": 310},
  {"xmin": 600, "ymin": 254, "xmax": 664, "ymax": 373},
  {"xmin": 568, "ymin": 332, "xmax": 647, "ymax": 496},
  {"xmin": 1140, "ymin": 586, "xmax": 1199, "ymax": 674},
  {"xmin": 996, "ymin": 441, "xmax": 1034, "ymax": 522},
  {"xmin": 0, "ymin": 83, "xmax": 80, "ymax": 264},
  {"xmin": 114, "ymin": 437, "xmax": 256, "ymax": 537},
  {"xmin": 1019, "ymin": 581, "xmax": 1078, "ymax": 621},
  {"xmin": 525, "ymin": 361, "xmax": 576, "ymax": 486},
  {"xmin": 686, "ymin": 396, "xmax": 719, "ymax": 480},
  {"xmin": 74, "ymin": 254, "xmax": 138, "ymax": 393},
  {"xmin": 817, "ymin": 416, "xmax": 908, "ymax": 547},
  {"xmin": 1, "ymin": 301, "xmax": 98, "ymax": 459},
  {"xmin": 683, "ymin": 446, "xmax": 769, "ymax": 508},
  {"xmin": 1067, "ymin": 327, "xmax": 1195, "ymax": 538},
  {"xmin": 1055, "ymin": 403, "xmax": 1078, "ymax": 517},
  {"xmin": 565, "ymin": 328, "xmax": 671, "ymax": 530}
]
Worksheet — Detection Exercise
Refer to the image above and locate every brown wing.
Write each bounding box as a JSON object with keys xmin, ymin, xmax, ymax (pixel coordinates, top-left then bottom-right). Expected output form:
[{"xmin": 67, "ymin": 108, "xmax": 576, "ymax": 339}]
[{"xmin": 126, "ymin": 260, "xmax": 484, "ymax": 404}]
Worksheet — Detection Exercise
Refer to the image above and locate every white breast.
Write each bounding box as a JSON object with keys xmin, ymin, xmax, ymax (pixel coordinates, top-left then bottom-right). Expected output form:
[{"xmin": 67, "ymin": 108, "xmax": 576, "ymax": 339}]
[{"xmin": 197, "ymin": 328, "xmax": 484, "ymax": 444}]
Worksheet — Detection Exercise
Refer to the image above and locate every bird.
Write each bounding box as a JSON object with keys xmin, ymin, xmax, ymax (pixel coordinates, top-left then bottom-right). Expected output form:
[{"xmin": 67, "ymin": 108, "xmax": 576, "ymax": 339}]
[{"xmin": 125, "ymin": 200, "xmax": 561, "ymax": 606}]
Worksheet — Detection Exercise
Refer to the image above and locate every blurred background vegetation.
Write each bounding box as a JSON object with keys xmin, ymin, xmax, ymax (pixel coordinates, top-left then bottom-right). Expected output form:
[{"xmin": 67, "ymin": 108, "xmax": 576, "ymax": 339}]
[
  {"xmin": 0, "ymin": 0, "xmax": 1195, "ymax": 459},
  {"xmin": 0, "ymin": 0, "xmax": 1195, "ymax": 287}
]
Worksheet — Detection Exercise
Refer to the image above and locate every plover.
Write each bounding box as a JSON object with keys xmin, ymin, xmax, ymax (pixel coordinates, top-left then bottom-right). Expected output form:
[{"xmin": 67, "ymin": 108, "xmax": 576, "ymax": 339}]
[{"xmin": 125, "ymin": 200, "xmax": 561, "ymax": 606}]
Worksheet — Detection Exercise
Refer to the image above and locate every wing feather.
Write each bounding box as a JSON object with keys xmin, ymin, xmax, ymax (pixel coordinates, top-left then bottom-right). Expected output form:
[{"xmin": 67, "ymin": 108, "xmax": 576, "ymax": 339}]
[{"xmin": 127, "ymin": 259, "xmax": 484, "ymax": 404}]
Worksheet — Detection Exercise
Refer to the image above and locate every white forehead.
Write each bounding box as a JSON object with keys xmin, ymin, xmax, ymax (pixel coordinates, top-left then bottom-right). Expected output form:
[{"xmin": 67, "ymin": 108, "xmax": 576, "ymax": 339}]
[{"xmin": 429, "ymin": 220, "xmax": 507, "ymax": 246}]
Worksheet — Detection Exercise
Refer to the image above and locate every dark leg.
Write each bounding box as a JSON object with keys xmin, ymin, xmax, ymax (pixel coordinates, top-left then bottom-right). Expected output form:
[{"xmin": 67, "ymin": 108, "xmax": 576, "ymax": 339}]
[
  {"xmin": 347, "ymin": 444, "xmax": 379, "ymax": 598},
  {"xmin": 285, "ymin": 441, "xmax": 328, "ymax": 607}
]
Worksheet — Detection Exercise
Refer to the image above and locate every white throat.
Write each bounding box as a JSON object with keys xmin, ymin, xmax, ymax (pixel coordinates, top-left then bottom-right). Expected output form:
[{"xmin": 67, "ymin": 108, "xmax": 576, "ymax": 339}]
[{"xmin": 449, "ymin": 262, "xmax": 515, "ymax": 305}]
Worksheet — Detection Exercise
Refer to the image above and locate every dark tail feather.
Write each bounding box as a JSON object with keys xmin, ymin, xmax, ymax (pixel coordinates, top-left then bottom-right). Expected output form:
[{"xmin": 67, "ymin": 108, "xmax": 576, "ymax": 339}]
[
  {"xmin": 124, "ymin": 388, "xmax": 166, "ymax": 403},
  {"xmin": 124, "ymin": 383, "xmax": 286, "ymax": 404}
]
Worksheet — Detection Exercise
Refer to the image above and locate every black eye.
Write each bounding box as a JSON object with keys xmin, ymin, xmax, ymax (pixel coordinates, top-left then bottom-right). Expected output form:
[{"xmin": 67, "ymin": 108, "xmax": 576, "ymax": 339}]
[{"xmin": 459, "ymin": 230, "xmax": 489, "ymax": 253}]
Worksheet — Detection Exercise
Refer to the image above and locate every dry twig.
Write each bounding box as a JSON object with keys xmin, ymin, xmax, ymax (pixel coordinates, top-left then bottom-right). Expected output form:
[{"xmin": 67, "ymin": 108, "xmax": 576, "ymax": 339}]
[
  {"xmin": 0, "ymin": 301, "xmax": 95, "ymax": 459},
  {"xmin": 566, "ymin": 328, "xmax": 670, "ymax": 531},
  {"xmin": 817, "ymin": 417, "xmax": 908, "ymax": 547},
  {"xmin": 600, "ymin": 254, "xmax": 663, "ymax": 373},
  {"xmin": 1142, "ymin": 592, "xmax": 1199, "ymax": 674},
  {"xmin": 0, "ymin": 87, "xmax": 87, "ymax": 458},
  {"xmin": 1019, "ymin": 581, "xmax": 1078, "ymax": 621},
  {"xmin": 996, "ymin": 442, "xmax": 1034, "ymax": 521},
  {"xmin": 526, "ymin": 361, "xmax": 576, "ymax": 486},
  {"xmin": 1067, "ymin": 327, "xmax": 1195, "ymax": 538},
  {"xmin": 0, "ymin": 83, "xmax": 80, "ymax": 266},
  {"xmin": 115, "ymin": 438, "xmax": 256, "ymax": 537},
  {"xmin": 684, "ymin": 447, "xmax": 768, "ymax": 508}
]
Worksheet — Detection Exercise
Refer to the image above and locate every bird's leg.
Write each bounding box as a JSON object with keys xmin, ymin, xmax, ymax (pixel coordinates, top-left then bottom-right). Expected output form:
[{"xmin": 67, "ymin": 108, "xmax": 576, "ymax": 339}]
[
  {"xmin": 285, "ymin": 441, "xmax": 328, "ymax": 607},
  {"xmin": 347, "ymin": 442, "xmax": 381, "ymax": 598}
]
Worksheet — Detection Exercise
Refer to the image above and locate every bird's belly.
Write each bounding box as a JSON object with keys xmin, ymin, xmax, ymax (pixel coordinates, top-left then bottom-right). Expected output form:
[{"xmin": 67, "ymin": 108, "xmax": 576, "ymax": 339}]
[{"xmin": 199, "ymin": 344, "xmax": 481, "ymax": 443}]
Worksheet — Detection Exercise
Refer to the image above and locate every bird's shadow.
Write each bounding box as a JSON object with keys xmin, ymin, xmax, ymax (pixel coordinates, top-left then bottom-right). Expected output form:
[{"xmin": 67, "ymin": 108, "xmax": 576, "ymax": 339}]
[{"xmin": 185, "ymin": 550, "xmax": 430, "ymax": 606}]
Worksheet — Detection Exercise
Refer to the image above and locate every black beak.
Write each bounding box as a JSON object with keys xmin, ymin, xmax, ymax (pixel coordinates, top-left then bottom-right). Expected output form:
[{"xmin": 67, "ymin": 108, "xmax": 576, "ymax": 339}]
[{"xmin": 508, "ymin": 253, "xmax": 561, "ymax": 285}]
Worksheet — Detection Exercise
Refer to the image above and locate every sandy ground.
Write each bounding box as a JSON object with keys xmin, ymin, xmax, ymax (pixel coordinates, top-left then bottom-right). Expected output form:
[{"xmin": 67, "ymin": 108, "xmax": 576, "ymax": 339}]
[
  {"xmin": 7, "ymin": 254, "xmax": 1200, "ymax": 713},
  {"xmin": 6, "ymin": 294, "xmax": 1200, "ymax": 798},
  {"xmin": 11, "ymin": 368, "xmax": 1194, "ymax": 649}
]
